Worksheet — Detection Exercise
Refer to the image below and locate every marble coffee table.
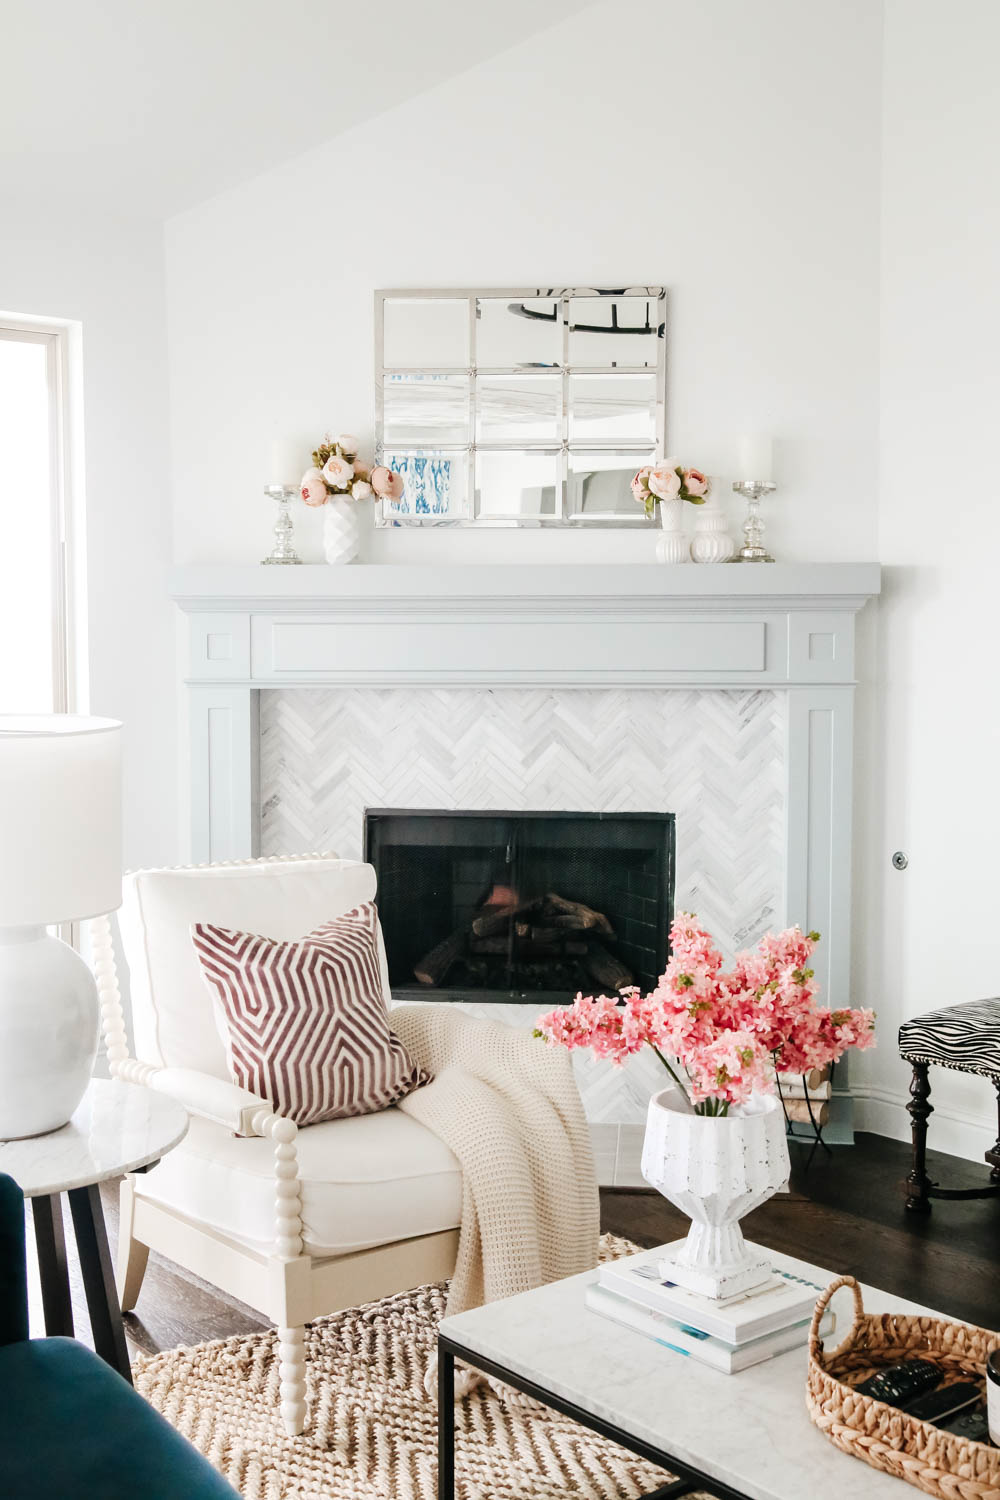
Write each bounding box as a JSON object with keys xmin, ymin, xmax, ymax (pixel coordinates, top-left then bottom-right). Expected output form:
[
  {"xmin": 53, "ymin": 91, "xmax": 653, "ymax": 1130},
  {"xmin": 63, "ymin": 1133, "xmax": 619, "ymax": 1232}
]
[
  {"xmin": 438, "ymin": 1251, "xmax": 927, "ymax": 1499},
  {"xmin": 0, "ymin": 1078, "xmax": 187, "ymax": 1384}
]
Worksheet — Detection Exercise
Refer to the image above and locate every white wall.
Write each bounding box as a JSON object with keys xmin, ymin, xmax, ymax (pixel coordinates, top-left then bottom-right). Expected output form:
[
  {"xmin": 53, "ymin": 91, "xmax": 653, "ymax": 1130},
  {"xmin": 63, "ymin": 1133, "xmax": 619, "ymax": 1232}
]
[
  {"xmin": 166, "ymin": 0, "xmax": 882, "ymax": 566},
  {"xmin": 851, "ymin": 0, "xmax": 1000, "ymax": 1159},
  {"xmin": 0, "ymin": 212, "xmax": 177, "ymax": 870},
  {"xmin": 162, "ymin": 0, "xmax": 1000, "ymax": 1161}
]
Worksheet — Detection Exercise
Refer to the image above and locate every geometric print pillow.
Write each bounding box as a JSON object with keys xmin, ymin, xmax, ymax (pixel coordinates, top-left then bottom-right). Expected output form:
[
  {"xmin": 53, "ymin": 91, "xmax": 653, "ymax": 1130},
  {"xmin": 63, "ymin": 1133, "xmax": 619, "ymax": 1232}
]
[{"xmin": 190, "ymin": 903, "xmax": 427, "ymax": 1126}]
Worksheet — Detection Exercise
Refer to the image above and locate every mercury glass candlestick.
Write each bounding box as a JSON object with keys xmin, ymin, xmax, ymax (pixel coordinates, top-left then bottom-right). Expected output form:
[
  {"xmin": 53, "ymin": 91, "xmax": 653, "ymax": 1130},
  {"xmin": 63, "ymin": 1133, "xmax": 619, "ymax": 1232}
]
[
  {"xmin": 261, "ymin": 484, "xmax": 302, "ymax": 565},
  {"xmin": 730, "ymin": 480, "xmax": 776, "ymax": 563}
]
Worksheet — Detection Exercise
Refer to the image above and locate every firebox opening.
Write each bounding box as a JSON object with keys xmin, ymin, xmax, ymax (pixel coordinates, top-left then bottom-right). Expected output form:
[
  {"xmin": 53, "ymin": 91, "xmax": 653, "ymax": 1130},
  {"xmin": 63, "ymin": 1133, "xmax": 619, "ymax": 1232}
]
[{"xmin": 365, "ymin": 809, "xmax": 675, "ymax": 1005}]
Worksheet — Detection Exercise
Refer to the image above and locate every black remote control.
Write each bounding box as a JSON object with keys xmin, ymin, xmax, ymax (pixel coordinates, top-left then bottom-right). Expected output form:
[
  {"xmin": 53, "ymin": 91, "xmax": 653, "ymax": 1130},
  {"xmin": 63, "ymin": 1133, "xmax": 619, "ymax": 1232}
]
[
  {"xmin": 855, "ymin": 1360, "xmax": 942, "ymax": 1405},
  {"xmin": 904, "ymin": 1381, "xmax": 982, "ymax": 1423}
]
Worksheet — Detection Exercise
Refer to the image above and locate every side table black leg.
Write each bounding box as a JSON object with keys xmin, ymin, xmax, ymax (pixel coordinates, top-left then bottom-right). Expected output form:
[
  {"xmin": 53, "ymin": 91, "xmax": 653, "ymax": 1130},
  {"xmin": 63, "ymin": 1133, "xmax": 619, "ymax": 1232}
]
[
  {"xmin": 68, "ymin": 1183, "xmax": 133, "ymax": 1383},
  {"xmin": 32, "ymin": 1195, "xmax": 74, "ymax": 1337},
  {"xmin": 904, "ymin": 1062, "xmax": 933, "ymax": 1213},
  {"xmin": 438, "ymin": 1339, "xmax": 455, "ymax": 1500}
]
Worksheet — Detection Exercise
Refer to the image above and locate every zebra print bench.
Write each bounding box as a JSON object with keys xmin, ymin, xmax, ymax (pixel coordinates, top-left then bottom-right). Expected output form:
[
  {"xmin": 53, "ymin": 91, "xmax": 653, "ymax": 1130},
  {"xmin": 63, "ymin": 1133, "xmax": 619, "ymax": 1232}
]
[{"xmin": 898, "ymin": 997, "xmax": 1000, "ymax": 1212}]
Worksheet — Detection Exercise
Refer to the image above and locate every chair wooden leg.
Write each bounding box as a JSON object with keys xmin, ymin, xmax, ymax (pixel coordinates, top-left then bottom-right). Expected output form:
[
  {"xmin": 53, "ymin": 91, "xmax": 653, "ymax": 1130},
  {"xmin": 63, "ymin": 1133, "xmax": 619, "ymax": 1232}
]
[
  {"xmin": 904, "ymin": 1062, "xmax": 933, "ymax": 1213},
  {"xmin": 116, "ymin": 1176, "xmax": 150, "ymax": 1312},
  {"xmin": 278, "ymin": 1324, "xmax": 307, "ymax": 1436}
]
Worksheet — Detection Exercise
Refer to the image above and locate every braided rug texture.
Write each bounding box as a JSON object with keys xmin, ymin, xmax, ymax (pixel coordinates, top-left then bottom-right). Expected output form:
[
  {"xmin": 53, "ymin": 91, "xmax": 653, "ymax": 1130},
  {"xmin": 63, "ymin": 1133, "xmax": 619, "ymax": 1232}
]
[{"xmin": 135, "ymin": 1234, "xmax": 684, "ymax": 1500}]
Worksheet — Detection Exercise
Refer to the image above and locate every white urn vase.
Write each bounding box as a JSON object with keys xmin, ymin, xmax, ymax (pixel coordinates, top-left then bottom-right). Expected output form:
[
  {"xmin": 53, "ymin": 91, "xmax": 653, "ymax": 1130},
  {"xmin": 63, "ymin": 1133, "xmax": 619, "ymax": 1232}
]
[
  {"xmin": 641, "ymin": 1088, "xmax": 790, "ymax": 1299},
  {"xmin": 322, "ymin": 496, "xmax": 361, "ymax": 565},
  {"xmin": 654, "ymin": 497, "xmax": 689, "ymax": 563},
  {"xmin": 689, "ymin": 502, "xmax": 736, "ymax": 563}
]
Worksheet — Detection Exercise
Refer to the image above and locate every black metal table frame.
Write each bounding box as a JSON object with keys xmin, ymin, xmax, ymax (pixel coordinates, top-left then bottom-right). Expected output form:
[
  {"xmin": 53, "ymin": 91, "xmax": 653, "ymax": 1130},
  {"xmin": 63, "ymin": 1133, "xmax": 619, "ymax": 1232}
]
[
  {"xmin": 31, "ymin": 1182, "xmax": 134, "ymax": 1383},
  {"xmin": 437, "ymin": 1332, "xmax": 752, "ymax": 1500}
]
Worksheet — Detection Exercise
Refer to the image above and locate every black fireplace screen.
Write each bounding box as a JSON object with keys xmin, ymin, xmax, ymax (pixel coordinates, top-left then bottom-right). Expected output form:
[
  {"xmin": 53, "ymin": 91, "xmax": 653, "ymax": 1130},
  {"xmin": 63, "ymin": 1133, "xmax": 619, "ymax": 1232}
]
[{"xmin": 365, "ymin": 809, "xmax": 675, "ymax": 1004}]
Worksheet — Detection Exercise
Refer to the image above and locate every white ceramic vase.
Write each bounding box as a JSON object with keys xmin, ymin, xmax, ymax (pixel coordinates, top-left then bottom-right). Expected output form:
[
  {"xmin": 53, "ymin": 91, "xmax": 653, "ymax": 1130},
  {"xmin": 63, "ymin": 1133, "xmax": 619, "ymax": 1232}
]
[
  {"xmin": 0, "ymin": 927, "xmax": 100, "ymax": 1139},
  {"xmin": 654, "ymin": 497, "xmax": 689, "ymax": 563},
  {"xmin": 322, "ymin": 495, "xmax": 360, "ymax": 565},
  {"xmin": 641, "ymin": 1087, "xmax": 790, "ymax": 1299},
  {"xmin": 690, "ymin": 502, "xmax": 736, "ymax": 563}
]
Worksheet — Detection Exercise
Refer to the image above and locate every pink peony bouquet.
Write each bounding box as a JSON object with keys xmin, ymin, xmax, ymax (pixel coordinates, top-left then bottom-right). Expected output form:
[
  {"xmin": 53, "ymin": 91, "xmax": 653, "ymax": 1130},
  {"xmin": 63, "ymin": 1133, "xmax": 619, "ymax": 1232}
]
[
  {"xmin": 536, "ymin": 913, "xmax": 875, "ymax": 1116},
  {"xmin": 300, "ymin": 433, "xmax": 405, "ymax": 507},
  {"xmin": 631, "ymin": 459, "xmax": 710, "ymax": 520}
]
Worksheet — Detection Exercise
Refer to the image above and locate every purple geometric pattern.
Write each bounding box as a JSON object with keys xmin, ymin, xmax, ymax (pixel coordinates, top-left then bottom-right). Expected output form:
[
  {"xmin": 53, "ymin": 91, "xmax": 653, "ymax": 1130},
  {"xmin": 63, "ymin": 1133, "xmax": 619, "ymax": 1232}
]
[{"xmin": 192, "ymin": 903, "xmax": 426, "ymax": 1125}]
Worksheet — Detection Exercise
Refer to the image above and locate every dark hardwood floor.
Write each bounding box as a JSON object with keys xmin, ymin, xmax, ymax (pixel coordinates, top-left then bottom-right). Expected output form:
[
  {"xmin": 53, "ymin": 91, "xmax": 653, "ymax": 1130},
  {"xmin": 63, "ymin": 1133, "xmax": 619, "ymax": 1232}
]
[{"xmin": 24, "ymin": 1132, "xmax": 999, "ymax": 1361}]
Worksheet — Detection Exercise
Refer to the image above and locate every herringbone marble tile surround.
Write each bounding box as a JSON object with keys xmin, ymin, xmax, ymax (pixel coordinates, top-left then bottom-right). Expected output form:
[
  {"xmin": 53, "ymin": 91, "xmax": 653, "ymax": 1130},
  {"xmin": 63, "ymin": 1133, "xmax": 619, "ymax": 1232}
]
[{"xmin": 259, "ymin": 687, "xmax": 785, "ymax": 1182}]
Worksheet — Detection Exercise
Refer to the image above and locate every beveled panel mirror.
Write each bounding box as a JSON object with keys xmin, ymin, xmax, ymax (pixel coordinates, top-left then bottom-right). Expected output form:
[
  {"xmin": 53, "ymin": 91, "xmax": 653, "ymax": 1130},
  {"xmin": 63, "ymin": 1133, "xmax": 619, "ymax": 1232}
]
[{"xmin": 374, "ymin": 286, "xmax": 666, "ymax": 526}]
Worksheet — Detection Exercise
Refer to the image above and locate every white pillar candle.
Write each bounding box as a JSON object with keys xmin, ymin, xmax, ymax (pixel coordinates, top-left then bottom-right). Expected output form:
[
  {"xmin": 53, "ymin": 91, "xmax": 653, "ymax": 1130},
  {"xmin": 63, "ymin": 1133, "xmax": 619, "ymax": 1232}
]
[
  {"xmin": 737, "ymin": 434, "xmax": 773, "ymax": 482},
  {"xmin": 269, "ymin": 436, "xmax": 305, "ymax": 487}
]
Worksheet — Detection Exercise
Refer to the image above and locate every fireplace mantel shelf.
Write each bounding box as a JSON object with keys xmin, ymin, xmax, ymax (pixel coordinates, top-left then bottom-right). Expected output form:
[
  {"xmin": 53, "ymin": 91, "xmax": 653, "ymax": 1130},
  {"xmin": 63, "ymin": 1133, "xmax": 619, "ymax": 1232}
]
[{"xmin": 171, "ymin": 562, "xmax": 880, "ymax": 615}]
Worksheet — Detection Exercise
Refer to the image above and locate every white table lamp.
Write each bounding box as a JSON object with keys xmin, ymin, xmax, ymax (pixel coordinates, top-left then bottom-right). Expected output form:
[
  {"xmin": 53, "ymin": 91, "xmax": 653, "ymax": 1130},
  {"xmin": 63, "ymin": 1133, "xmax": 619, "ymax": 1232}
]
[{"xmin": 0, "ymin": 716, "xmax": 122, "ymax": 1139}]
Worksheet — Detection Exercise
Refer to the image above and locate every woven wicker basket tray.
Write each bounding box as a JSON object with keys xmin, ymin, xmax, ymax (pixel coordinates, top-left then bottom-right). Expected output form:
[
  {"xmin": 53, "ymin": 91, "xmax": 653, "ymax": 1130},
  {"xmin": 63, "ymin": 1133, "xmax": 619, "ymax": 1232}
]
[{"xmin": 806, "ymin": 1276, "xmax": 1000, "ymax": 1499}]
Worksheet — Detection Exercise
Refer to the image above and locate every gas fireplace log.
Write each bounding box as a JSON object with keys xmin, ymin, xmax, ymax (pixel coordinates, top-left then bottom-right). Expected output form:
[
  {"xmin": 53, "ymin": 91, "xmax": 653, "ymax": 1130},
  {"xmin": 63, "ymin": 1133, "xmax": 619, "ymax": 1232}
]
[
  {"xmin": 583, "ymin": 943, "xmax": 634, "ymax": 994},
  {"xmin": 528, "ymin": 925, "xmax": 564, "ymax": 944},
  {"xmin": 414, "ymin": 927, "xmax": 468, "ymax": 986},
  {"xmin": 471, "ymin": 897, "xmax": 543, "ymax": 939},
  {"xmin": 544, "ymin": 893, "xmax": 616, "ymax": 937},
  {"xmin": 468, "ymin": 937, "xmax": 512, "ymax": 955},
  {"xmin": 470, "ymin": 937, "xmax": 565, "ymax": 961}
]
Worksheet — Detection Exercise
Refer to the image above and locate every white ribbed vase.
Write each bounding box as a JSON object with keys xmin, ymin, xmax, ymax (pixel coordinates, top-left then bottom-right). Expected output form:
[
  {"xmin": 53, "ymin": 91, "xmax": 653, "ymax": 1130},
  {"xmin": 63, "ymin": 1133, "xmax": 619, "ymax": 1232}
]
[
  {"xmin": 322, "ymin": 496, "xmax": 360, "ymax": 565},
  {"xmin": 641, "ymin": 1088, "xmax": 790, "ymax": 1298},
  {"xmin": 654, "ymin": 497, "xmax": 689, "ymax": 563},
  {"xmin": 690, "ymin": 502, "xmax": 736, "ymax": 563}
]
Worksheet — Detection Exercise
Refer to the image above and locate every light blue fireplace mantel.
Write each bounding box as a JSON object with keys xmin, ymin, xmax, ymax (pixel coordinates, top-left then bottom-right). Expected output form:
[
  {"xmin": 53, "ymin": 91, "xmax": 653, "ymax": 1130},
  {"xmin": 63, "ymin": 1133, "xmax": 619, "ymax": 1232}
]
[{"xmin": 169, "ymin": 559, "xmax": 880, "ymax": 1152}]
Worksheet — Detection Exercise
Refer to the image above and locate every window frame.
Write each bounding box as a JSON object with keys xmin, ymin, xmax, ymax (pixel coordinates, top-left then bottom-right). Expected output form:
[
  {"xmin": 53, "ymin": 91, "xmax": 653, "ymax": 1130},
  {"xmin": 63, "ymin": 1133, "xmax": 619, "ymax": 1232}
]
[{"xmin": 0, "ymin": 319, "xmax": 76, "ymax": 714}]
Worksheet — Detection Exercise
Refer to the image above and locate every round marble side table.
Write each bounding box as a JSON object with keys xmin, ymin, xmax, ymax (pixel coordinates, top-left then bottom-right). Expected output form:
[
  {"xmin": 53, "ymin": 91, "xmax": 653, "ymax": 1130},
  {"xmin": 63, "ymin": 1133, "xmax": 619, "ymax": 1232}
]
[{"xmin": 0, "ymin": 1078, "xmax": 187, "ymax": 1383}]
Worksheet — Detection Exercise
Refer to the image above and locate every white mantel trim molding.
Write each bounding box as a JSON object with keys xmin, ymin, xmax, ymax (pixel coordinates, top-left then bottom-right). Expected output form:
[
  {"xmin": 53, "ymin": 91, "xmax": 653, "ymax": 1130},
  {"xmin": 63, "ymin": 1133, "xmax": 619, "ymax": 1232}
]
[{"xmin": 171, "ymin": 561, "xmax": 880, "ymax": 1146}]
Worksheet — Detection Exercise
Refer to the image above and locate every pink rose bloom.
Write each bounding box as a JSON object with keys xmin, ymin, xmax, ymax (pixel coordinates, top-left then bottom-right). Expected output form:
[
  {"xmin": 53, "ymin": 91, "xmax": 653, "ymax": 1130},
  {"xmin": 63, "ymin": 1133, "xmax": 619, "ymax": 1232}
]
[
  {"xmin": 322, "ymin": 453, "xmax": 354, "ymax": 490},
  {"xmin": 683, "ymin": 468, "xmax": 709, "ymax": 498},
  {"xmin": 299, "ymin": 467, "xmax": 328, "ymax": 507},
  {"xmin": 371, "ymin": 465, "xmax": 405, "ymax": 501},
  {"xmin": 647, "ymin": 462, "xmax": 682, "ymax": 502},
  {"xmin": 352, "ymin": 461, "xmax": 370, "ymax": 482},
  {"xmin": 351, "ymin": 480, "xmax": 373, "ymax": 500},
  {"xmin": 631, "ymin": 466, "xmax": 652, "ymax": 504},
  {"xmin": 338, "ymin": 434, "xmax": 360, "ymax": 456}
]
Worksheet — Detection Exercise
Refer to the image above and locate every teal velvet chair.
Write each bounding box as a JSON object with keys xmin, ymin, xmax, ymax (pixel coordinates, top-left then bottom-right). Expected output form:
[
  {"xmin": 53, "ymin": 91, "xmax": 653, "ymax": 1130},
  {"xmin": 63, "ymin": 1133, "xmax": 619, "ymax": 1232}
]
[{"xmin": 0, "ymin": 1172, "xmax": 239, "ymax": 1500}]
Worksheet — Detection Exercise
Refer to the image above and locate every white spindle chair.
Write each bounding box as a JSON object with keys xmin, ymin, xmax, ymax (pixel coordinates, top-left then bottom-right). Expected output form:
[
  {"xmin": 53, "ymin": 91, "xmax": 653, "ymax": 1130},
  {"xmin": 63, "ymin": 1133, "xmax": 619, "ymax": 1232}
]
[{"xmin": 92, "ymin": 853, "xmax": 463, "ymax": 1436}]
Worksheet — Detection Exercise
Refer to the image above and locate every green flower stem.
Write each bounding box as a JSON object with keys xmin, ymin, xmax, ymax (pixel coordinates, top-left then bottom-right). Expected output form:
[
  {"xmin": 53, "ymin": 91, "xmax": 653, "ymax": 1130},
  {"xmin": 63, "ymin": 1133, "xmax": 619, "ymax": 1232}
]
[{"xmin": 650, "ymin": 1046, "xmax": 693, "ymax": 1106}]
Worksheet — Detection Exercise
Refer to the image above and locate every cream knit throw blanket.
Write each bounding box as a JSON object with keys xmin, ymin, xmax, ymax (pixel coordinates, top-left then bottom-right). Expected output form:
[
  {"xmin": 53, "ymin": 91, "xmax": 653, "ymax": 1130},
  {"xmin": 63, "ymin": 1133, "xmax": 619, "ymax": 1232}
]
[{"xmin": 392, "ymin": 1004, "xmax": 600, "ymax": 1316}]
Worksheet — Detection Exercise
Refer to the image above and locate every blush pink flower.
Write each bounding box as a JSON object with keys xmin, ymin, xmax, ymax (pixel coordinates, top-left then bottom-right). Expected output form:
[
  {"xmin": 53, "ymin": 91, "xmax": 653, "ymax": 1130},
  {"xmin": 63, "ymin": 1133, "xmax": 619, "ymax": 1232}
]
[
  {"xmin": 299, "ymin": 467, "xmax": 328, "ymax": 507},
  {"xmin": 351, "ymin": 480, "xmax": 373, "ymax": 500},
  {"xmin": 631, "ymin": 466, "xmax": 652, "ymax": 504},
  {"xmin": 337, "ymin": 434, "xmax": 360, "ymax": 456},
  {"xmin": 683, "ymin": 467, "xmax": 710, "ymax": 499},
  {"xmin": 322, "ymin": 454, "xmax": 355, "ymax": 490},
  {"xmin": 371, "ymin": 465, "xmax": 405, "ymax": 501},
  {"xmin": 687, "ymin": 1031, "xmax": 770, "ymax": 1108},
  {"xmin": 535, "ymin": 916, "xmax": 876, "ymax": 1117},
  {"xmin": 647, "ymin": 462, "xmax": 682, "ymax": 502}
]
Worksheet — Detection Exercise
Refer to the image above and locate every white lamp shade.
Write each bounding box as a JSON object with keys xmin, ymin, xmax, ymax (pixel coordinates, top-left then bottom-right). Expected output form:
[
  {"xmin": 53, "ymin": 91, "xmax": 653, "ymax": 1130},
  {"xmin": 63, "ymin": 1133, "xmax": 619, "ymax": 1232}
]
[{"xmin": 0, "ymin": 715, "xmax": 122, "ymax": 926}]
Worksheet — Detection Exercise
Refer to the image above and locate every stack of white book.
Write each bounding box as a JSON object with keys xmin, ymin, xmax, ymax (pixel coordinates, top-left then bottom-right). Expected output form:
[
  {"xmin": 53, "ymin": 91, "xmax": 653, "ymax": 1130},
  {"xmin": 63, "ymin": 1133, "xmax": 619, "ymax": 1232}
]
[{"xmin": 586, "ymin": 1241, "xmax": 834, "ymax": 1373}]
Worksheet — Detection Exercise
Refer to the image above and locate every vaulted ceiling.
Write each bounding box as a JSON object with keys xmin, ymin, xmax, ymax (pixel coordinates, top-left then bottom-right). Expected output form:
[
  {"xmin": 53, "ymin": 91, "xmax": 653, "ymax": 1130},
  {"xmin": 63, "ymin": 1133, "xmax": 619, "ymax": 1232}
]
[{"xmin": 1, "ymin": 0, "xmax": 590, "ymax": 216}]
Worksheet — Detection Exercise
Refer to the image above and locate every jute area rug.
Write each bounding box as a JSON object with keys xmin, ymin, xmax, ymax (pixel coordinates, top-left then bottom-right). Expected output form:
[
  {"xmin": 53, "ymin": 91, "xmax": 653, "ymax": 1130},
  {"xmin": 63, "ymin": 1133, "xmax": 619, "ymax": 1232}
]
[{"xmin": 135, "ymin": 1234, "xmax": 698, "ymax": 1500}]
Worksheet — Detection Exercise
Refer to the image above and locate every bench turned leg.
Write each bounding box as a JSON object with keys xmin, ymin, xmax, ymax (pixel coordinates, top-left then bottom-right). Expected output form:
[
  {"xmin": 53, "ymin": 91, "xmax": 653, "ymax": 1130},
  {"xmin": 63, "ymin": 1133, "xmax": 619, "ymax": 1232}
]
[
  {"xmin": 988, "ymin": 1079, "xmax": 1000, "ymax": 1184},
  {"xmin": 905, "ymin": 1062, "xmax": 934, "ymax": 1214}
]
